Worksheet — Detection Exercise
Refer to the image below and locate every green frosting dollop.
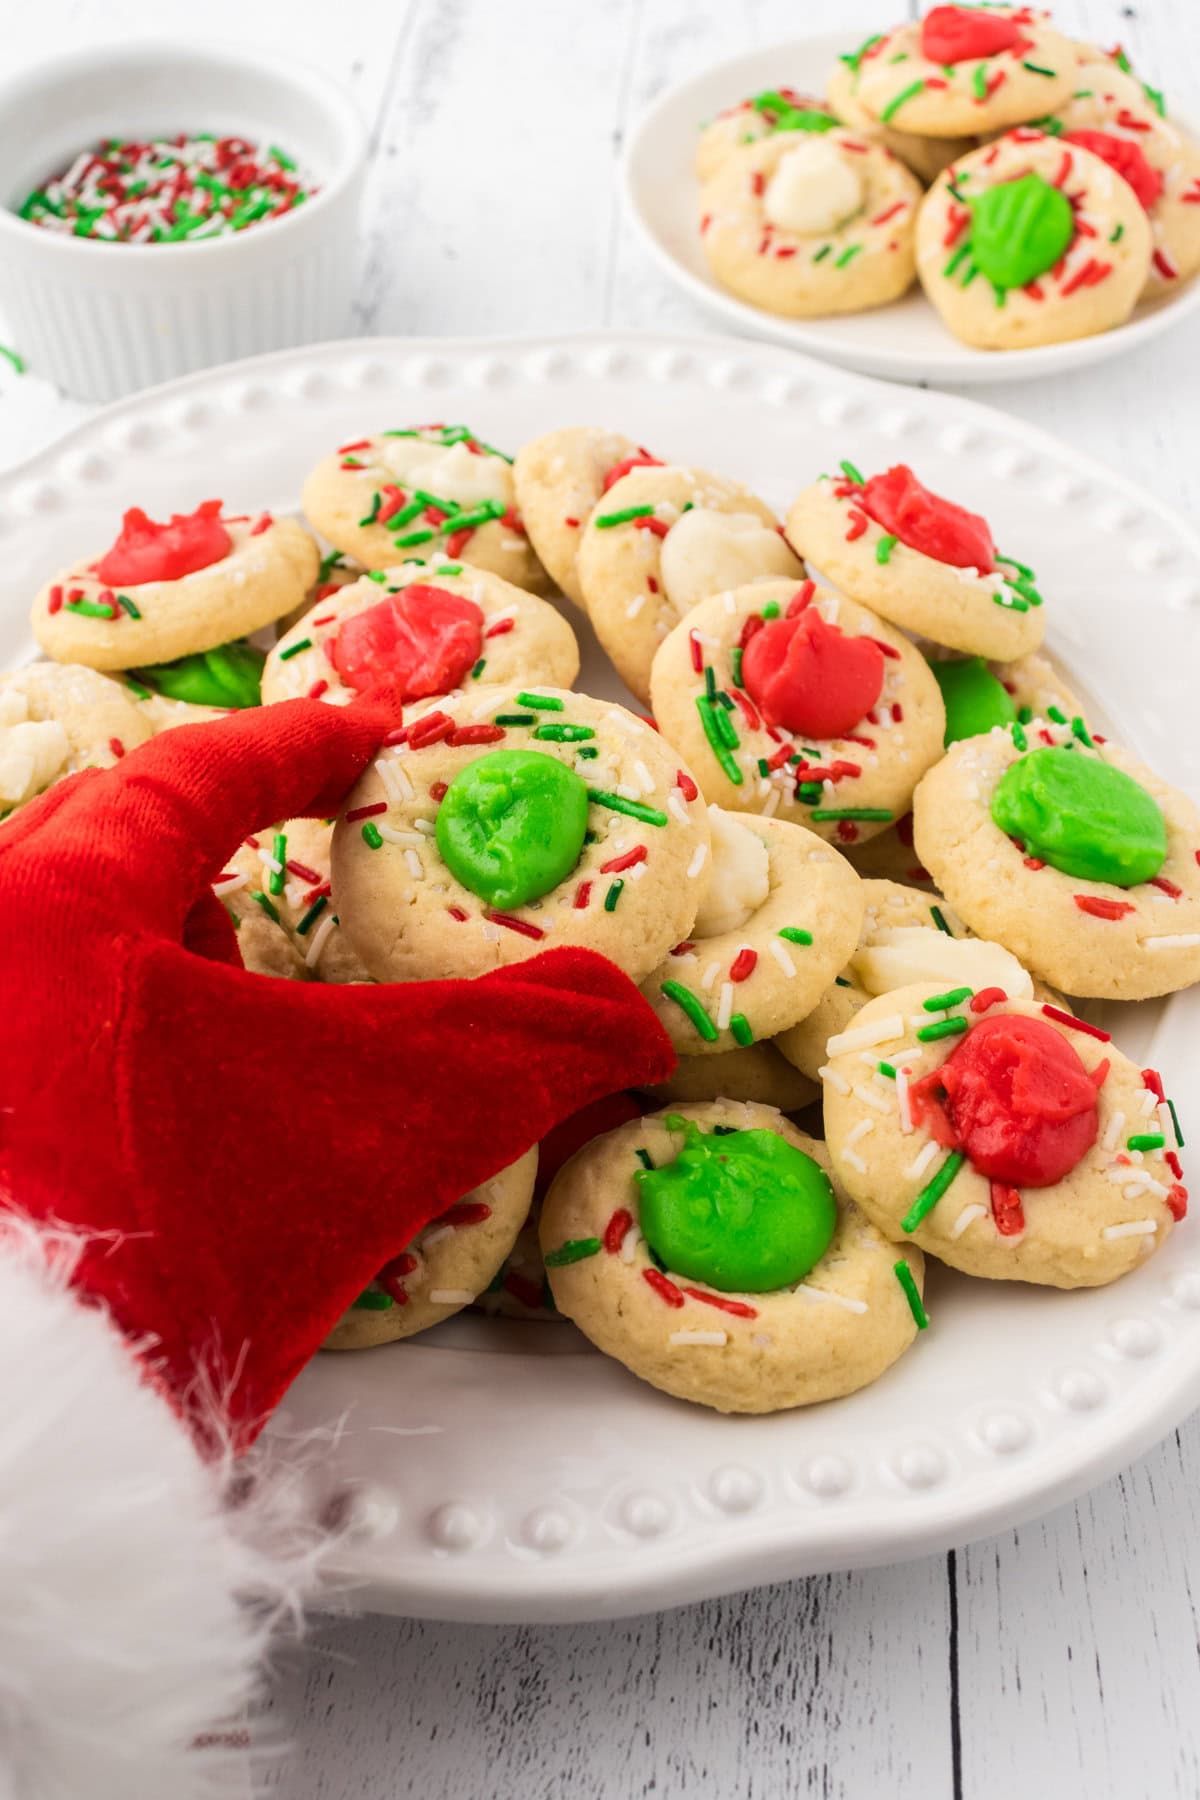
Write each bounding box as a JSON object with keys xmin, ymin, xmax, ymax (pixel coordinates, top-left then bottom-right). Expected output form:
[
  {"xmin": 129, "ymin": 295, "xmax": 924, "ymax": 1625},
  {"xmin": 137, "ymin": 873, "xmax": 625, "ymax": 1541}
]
[
  {"xmin": 636, "ymin": 1120, "xmax": 837, "ymax": 1293},
  {"xmin": 931, "ymin": 656, "xmax": 1017, "ymax": 747},
  {"xmin": 137, "ymin": 640, "xmax": 264, "ymax": 709},
  {"xmin": 435, "ymin": 748, "xmax": 589, "ymax": 910},
  {"xmin": 990, "ymin": 746, "xmax": 1167, "ymax": 887},
  {"xmin": 968, "ymin": 173, "xmax": 1075, "ymax": 291}
]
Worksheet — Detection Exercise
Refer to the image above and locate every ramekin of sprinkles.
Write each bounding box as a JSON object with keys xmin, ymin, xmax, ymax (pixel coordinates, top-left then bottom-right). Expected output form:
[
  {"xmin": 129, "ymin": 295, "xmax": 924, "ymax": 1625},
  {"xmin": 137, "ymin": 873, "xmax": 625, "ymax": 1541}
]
[{"xmin": 0, "ymin": 41, "xmax": 366, "ymax": 401}]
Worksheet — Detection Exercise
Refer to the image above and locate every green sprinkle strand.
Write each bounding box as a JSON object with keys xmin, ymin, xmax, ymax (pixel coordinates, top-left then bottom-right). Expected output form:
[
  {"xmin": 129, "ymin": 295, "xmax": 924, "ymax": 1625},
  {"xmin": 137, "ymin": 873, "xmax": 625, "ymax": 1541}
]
[
  {"xmin": 577, "ymin": 746, "xmax": 599, "ymax": 760},
  {"xmin": 296, "ymin": 895, "xmax": 329, "ymax": 936},
  {"xmin": 730, "ymin": 1013, "xmax": 754, "ymax": 1047},
  {"xmin": 533, "ymin": 722, "xmax": 595, "ymax": 742},
  {"xmin": 917, "ymin": 1016, "xmax": 970, "ymax": 1043},
  {"xmin": 586, "ymin": 789, "xmax": 668, "ymax": 827},
  {"xmin": 880, "ymin": 78, "xmax": 925, "ymax": 123},
  {"xmin": 813, "ymin": 244, "xmax": 833, "ymax": 263},
  {"xmin": 395, "ymin": 528, "xmax": 434, "ymax": 548},
  {"xmin": 894, "ymin": 1260, "xmax": 929, "ymax": 1330},
  {"xmin": 779, "ymin": 927, "xmax": 813, "ymax": 945},
  {"xmin": 545, "ymin": 1237, "xmax": 602, "ymax": 1267},
  {"xmin": 604, "ymin": 879, "xmax": 624, "ymax": 912},
  {"xmin": 810, "ymin": 807, "xmax": 893, "ymax": 822},
  {"xmin": 117, "ymin": 593, "xmax": 141, "ymax": 619},
  {"xmin": 516, "ymin": 691, "xmax": 564, "ymax": 711},
  {"xmin": 1169, "ymin": 1099, "xmax": 1185, "ymax": 1147},
  {"xmin": 494, "ymin": 712, "xmax": 535, "ymax": 726},
  {"xmin": 1022, "ymin": 60, "xmax": 1056, "ymax": 75},
  {"xmin": 972, "ymin": 63, "xmax": 989, "ymax": 100},
  {"xmin": 761, "ymin": 600, "xmax": 781, "ymax": 620},
  {"xmin": 835, "ymin": 243, "xmax": 863, "ymax": 269},
  {"xmin": 930, "ymin": 906, "xmax": 953, "ymax": 937},
  {"xmin": 362, "ymin": 822, "xmax": 384, "ymax": 849},
  {"xmin": 923, "ymin": 986, "xmax": 973, "ymax": 1012},
  {"xmin": 695, "ymin": 697, "xmax": 744, "ymax": 785},
  {"xmin": 359, "ymin": 491, "xmax": 382, "ymax": 527},
  {"xmin": 251, "ymin": 890, "xmax": 280, "ymax": 923},
  {"xmin": 470, "ymin": 657, "xmax": 487, "ymax": 680},
  {"xmin": 876, "ymin": 533, "xmax": 898, "ymax": 564},
  {"xmin": 594, "ymin": 504, "xmax": 655, "ymax": 528},
  {"xmin": 0, "ymin": 345, "xmax": 26, "ymax": 375},
  {"xmin": 279, "ymin": 637, "xmax": 311, "ymax": 661},
  {"xmin": 366, "ymin": 570, "xmax": 388, "ymax": 583},
  {"xmin": 1110, "ymin": 223, "xmax": 1125, "ymax": 244},
  {"xmin": 902, "ymin": 1150, "xmax": 966, "ymax": 1233},
  {"xmin": 64, "ymin": 597, "xmax": 115, "ymax": 618},
  {"xmin": 1127, "ymin": 1133, "xmax": 1166, "ymax": 1152},
  {"xmin": 660, "ymin": 980, "xmax": 719, "ymax": 1042},
  {"xmin": 353, "ymin": 1289, "xmax": 393, "ymax": 1311},
  {"xmin": 878, "ymin": 1061, "xmax": 897, "ymax": 1080},
  {"xmin": 1072, "ymin": 716, "xmax": 1094, "ymax": 747},
  {"xmin": 730, "ymin": 646, "xmax": 745, "ymax": 687},
  {"xmin": 635, "ymin": 1147, "xmax": 655, "ymax": 1170},
  {"xmin": 1011, "ymin": 720, "xmax": 1028, "ymax": 751},
  {"xmin": 1046, "ymin": 704, "xmax": 1067, "ymax": 725},
  {"xmin": 268, "ymin": 832, "xmax": 287, "ymax": 896},
  {"xmin": 840, "ymin": 32, "xmax": 883, "ymax": 72},
  {"xmin": 124, "ymin": 676, "xmax": 153, "ymax": 700}
]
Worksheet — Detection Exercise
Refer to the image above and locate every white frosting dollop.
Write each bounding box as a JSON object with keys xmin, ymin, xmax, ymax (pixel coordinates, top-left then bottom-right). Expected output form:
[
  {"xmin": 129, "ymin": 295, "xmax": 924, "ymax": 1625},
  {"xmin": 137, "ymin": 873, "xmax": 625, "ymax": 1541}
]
[
  {"xmin": 0, "ymin": 689, "xmax": 69, "ymax": 809},
  {"xmin": 764, "ymin": 138, "xmax": 863, "ymax": 237},
  {"xmin": 659, "ymin": 508, "xmax": 798, "ymax": 615},
  {"xmin": 850, "ymin": 927, "xmax": 1034, "ymax": 1001},
  {"xmin": 378, "ymin": 437, "xmax": 512, "ymax": 509},
  {"xmin": 692, "ymin": 806, "xmax": 771, "ymax": 938}
]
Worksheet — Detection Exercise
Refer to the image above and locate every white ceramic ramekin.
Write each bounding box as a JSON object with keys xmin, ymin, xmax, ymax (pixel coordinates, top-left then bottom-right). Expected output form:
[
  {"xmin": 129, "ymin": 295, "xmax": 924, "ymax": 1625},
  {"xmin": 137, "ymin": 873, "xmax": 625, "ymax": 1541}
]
[{"xmin": 0, "ymin": 41, "xmax": 366, "ymax": 402}]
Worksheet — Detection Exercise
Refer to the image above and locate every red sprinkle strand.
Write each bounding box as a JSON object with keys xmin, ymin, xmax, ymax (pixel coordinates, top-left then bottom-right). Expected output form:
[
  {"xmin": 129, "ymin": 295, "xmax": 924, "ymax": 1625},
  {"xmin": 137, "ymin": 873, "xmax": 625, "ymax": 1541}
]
[
  {"xmin": 739, "ymin": 613, "xmax": 765, "ymax": 650},
  {"xmin": 990, "ymin": 1181, "xmax": 1026, "ymax": 1238},
  {"xmin": 689, "ymin": 630, "xmax": 704, "ymax": 672},
  {"xmin": 1168, "ymin": 1184, "xmax": 1189, "ymax": 1221},
  {"xmin": 250, "ymin": 513, "xmax": 272, "ymax": 536},
  {"xmin": 48, "ymin": 584, "xmax": 63, "ymax": 614},
  {"xmin": 786, "ymin": 579, "xmax": 816, "ymax": 617},
  {"xmin": 681, "ymin": 1286, "xmax": 758, "ymax": 1319},
  {"xmin": 970, "ymin": 987, "xmax": 1008, "ymax": 1014},
  {"xmin": 1141, "ymin": 1067, "xmax": 1165, "ymax": 1103},
  {"xmin": 447, "ymin": 905, "xmax": 468, "ymax": 921},
  {"xmin": 604, "ymin": 1208, "xmax": 634, "ymax": 1254},
  {"xmin": 1042, "ymin": 1003, "xmax": 1110, "ymax": 1042},
  {"xmin": 345, "ymin": 801, "xmax": 387, "ymax": 823},
  {"xmin": 869, "ymin": 636, "xmax": 901, "ymax": 661},
  {"xmin": 600, "ymin": 845, "xmax": 648, "ymax": 874},
  {"xmin": 447, "ymin": 724, "xmax": 505, "ymax": 746},
  {"xmin": 643, "ymin": 1268, "xmax": 685, "ymax": 1308},
  {"xmin": 729, "ymin": 947, "xmax": 758, "ymax": 983},
  {"xmin": 286, "ymin": 859, "xmax": 322, "ymax": 883},
  {"xmin": 108, "ymin": 737, "xmax": 125, "ymax": 759},
  {"xmin": 487, "ymin": 911, "xmax": 545, "ymax": 940},
  {"xmin": 434, "ymin": 1201, "xmax": 492, "ymax": 1230},
  {"xmin": 306, "ymin": 678, "xmax": 329, "ymax": 699},
  {"xmin": 430, "ymin": 780, "xmax": 448, "ymax": 801},
  {"xmin": 676, "ymin": 767, "xmax": 699, "ymax": 802},
  {"xmin": 484, "ymin": 616, "xmax": 515, "ymax": 639},
  {"xmin": 407, "ymin": 710, "xmax": 454, "ymax": 748},
  {"xmin": 1167, "ymin": 1151, "xmax": 1185, "ymax": 1181},
  {"xmin": 573, "ymin": 881, "xmax": 592, "ymax": 910},
  {"xmin": 1074, "ymin": 894, "xmax": 1134, "ymax": 920},
  {"xmin": 634, "ymin": 515, "xmax": 670, "ymax": 538},
  {"xmin": 845, "ymin": 507, "xmax": 869, "ymax": 541},
  {"xmin": 871, "ymin": 201, "xmax": 906, "ymax": 227},
  {"xmin": 732, "ymin": 688, "xmax": 761, "ymax": 731},
  {"xmin": 1150, "ymin": 875, "xmax": 1183, "ymax": 898}
]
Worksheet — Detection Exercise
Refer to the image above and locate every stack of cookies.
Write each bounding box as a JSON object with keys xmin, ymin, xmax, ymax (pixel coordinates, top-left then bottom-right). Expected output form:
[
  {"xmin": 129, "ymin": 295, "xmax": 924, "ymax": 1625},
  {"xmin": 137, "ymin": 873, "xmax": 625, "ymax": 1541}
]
[
  {"xmin": 9, "ymin": 417, "xmax": 1193, "ymax": 1415},
  {"xmin": 694, "ymin": 9, "xmax": 1200, "ymax": 349}
]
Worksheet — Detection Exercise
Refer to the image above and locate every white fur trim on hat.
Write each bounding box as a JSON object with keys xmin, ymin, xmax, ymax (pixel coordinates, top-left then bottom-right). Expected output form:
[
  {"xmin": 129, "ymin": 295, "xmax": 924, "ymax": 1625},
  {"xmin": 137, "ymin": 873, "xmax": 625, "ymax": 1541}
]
[{"xmin": 0, "ymin": 1216, "xmax": 330, "ymax": 1800}]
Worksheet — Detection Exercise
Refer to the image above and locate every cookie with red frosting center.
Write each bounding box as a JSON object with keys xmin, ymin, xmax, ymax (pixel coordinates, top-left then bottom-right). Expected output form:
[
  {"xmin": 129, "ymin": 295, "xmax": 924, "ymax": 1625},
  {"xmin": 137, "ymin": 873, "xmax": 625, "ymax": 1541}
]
[
  {"xmin": 786, "ymin": 461, "xmax": 1045, "ymax": 660},
  {"xmin": 648, "ymin": 577, "xmax": 945, "ymax": 846},
  {"xmin": 823, "ymin": 984, "xmax": 1185, "ymax": 1288}
]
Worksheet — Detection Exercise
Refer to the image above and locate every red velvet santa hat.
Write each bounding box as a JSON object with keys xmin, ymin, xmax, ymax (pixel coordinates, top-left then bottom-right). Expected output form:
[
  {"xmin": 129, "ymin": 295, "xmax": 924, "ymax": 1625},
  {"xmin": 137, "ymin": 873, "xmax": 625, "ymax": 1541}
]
[{"xmin": 0, "ymin": 695, "xmax": 674, "ymax": 1795}]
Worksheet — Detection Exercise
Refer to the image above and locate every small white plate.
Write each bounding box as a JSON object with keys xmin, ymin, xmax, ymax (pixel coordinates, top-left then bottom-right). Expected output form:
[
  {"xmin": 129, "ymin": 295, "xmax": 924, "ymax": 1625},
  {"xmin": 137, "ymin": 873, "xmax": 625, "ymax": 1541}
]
[
  {"xmin": 3, "ymin": 332, "xmax": 1200, "ymax": 1623},
  {"xmin": 624, "ymin": 32, "xmax": 1200, "ymax": 385}
]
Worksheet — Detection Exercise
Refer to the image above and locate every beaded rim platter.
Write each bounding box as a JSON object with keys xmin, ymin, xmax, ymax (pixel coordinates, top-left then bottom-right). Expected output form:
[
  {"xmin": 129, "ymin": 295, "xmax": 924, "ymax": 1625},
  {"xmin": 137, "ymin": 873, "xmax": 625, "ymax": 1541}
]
[
  {"xmin": 2, "ymin": 332, "xmax": 1200, "ymax": 1623},
  {"xmin": 623, "ymin": 32, "xmax": 1200, "ymax": 385}
]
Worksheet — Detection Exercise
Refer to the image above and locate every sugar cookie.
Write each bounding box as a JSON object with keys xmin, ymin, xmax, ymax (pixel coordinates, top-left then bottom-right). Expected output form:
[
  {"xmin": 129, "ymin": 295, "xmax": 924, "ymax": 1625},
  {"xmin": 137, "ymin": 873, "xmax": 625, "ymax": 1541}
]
[
  {"xmin": 217, "ymin": 818, "xmax": 372, "ymax": 985},
  {"xmin": 823, "ymin": 985, "xmax": 1186, "ymax": 1288},
  {"xmin": 825, "ymin": 56, "xmax": 974, "ymax": 184},
  {"xmin": 32, "ymin": 502, "xmax": 318, "ymax": 673},
  {"xmin": 511, "ymin": 427, "xmax": 653, "ymax": 607},
  {"xmin": 640, "ymin": 1040, "xmax": 819, "ymax": 1112},
  {"xmin": 302, "ymin": 424, "xmax": 547, "ymax": 593},
  {"xmin": 916, "ymin": 132, "xmax": 1151, "ymax": 349},
  {"xmin": 844, "ymin": 814, "xmax": 937, "ymax": 888},
  {"xmin": 649, "ymin": 577, "xmax": 945, "ymax": 846},
  {"xmin": 0, "ymin": 662, "xmax": 152, "ymax": 817},
  {"xmin": 325, "ymin": 1149, "xmax": 538, "ymax": 1347},
  {"xmin": 540, "ymin": 1099, "xmax": 926, "ymax": 1412},
  {"xmin": 929, "ymin": 650, "xmax": 1082, "ymax": 745},
  {"xmin": 786, "ymin": 461, "xmax": 1045, "ymax": 659},
  {"xmin": 331, "ymin": 685, "xmax": 710, "ymax": 985},
  {"xmin": 696, "ymin": 88, "xmax": 839, "ymax": 184},
  {"xmin": 847, "ymin": 9, "xmax": 1076, "ymax": 139},
  {"xmin": 1041, "ymin": 54, "xmax": 1200, "ymax": 295},
  {"xmin": 699, "ymin": 129, "xmax": 922, "ymax": 318},
  {"xmin": 577, "ymin": 464, "xmax": 802, "ymax": 704},
  {"xmin": 642, "ymin": 808, "xmax": 863, "ymax": 1054},
  {"xmin": 262, "ymin": 558, "xmax": 578, "ymax": 708},
  {"xmin": 914, "ymin": 717, "xmax": 1200, "ymax": 998}
]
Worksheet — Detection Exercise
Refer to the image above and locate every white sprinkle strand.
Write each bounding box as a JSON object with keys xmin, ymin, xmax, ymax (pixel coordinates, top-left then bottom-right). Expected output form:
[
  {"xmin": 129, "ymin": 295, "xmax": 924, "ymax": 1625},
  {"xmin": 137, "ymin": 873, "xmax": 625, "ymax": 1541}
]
[
  {"xmin": 1106, "ymin": 1165, "xmax": 1169, "ymax": 1197},
  {"xmin": 769, "ymin": 939, "xmax": 796, "ymax": 976},
  {"xmin": 846, "ymin": 1119, "xmax": 875, "ymax": 1147},
  {"xmin": 896, "ymin": 1065, "xmax": 913, "ymax": 1135},
  {"xmin": 420, "ymin": 1226, "xmax": 455, "ymax": 1250},
  {"xmin": 668, "ymin": 790, "xmax": 689, "ymax": 824},
  {"xmin": 626, "ymin": 594, "xmax": 646, "ymax": 619},
  {"xmin": 669, "ymin": 1329, "xmax": 728, "ymax": 1347},
  {"xmin": 905, "ymin": 1139, "xmax": 940, "ymax": 1181},
  {"xmin": 304, "ymin": 913, "xmax": 337, "ymax": 969},
  {"xmin": 717, "ymin": 982, "xmax": 734, "ymax": 1030},
  {"xmin": 841, "ymin": 1148, "xmax": 867, "ymax": 1174},
  {"xmin": 1139, "ymin": 1086, "xmax": 1160, "ymax": 1117},
  {"xmin": 1102, "ymin": 1220, "xmax": 1159, "ymax": 1240},
  {"xmin": 404, "ymin": 849, "xmax": 424, "ymax": 880},
  {"xmin": 818, "ymin": 1065, "xmax": 851, "ymax": 1095},
  {"xmin": 1102, "ymin": 1110, "xmax": 1126, "ymax": 1151},
  {"xmin": 687, "ymin": 844, "xmax": 708, "ymax": 879},
  {"xmin": 795, "ymin": 1284, "xmax": 868, "ymax": 1314},
  {"xmin": 826, "ymin": 1014, "xmax": 905, "ymax": 1057},
  {"xmin": 620, "ymin": 1224, "xmax": 642, "ymax": 1264},
  {"xmin": 1146, "ymin": 933, "xmax": 1200, "ymax": 949},
  {"xmin": 851, "ymin": 1082, "xmax": 890, "ymax": 1114},
  {"xmin": 212, "ymin": 873, "xmax": 247, "ymax": 898},
  {"xmin": 950, "ymin": 1203, "xmax": 988, "ymax": 1239},
  {"xmin": 701, "ymin": 960, "xmax": 722, "ymax": 992}
]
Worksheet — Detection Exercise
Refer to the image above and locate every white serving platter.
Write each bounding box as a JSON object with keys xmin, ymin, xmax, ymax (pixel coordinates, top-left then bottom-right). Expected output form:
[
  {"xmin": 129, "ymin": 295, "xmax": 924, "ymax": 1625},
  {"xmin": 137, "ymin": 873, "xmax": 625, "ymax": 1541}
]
[
  {"xmin": 624, "ymin": 32, "xmax": 1200, "ymax": 385},
  {"xmin": 2, "ymin": 332, "xmax": 1200, "ymax": 1623}
]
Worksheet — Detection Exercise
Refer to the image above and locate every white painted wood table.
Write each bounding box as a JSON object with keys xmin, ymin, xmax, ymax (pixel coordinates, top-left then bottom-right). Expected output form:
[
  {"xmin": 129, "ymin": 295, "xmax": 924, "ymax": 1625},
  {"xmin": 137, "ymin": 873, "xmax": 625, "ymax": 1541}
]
[{"xmin": 3, "ymin": 1, "xmax": 1200, "ymax": 1794}]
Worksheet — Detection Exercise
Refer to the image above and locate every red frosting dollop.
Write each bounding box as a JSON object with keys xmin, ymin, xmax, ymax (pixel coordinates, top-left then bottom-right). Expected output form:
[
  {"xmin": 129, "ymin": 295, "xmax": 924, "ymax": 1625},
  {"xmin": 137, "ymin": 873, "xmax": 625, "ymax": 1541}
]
[
  {"xmin": 330, "ymin": 585, "xmax": 484, "ymax": 699},
  {"xmin": 1063, "ymin": 129, "xmax": 1164, "ymax": 212},
  {"xmin": 95, "ymin": 499, "xmax": 232, "ymax": 586},
  {"xmin": 920, "ymin": 4, "xmax": 1021, "ymax": 64},
  {"xmin": 910, "ymin": 1014, "xmax": 1101, "ymax": 1189},
  {"xmin": 860, "ymin": 465, "xmax": 995, "ymax": 573},
  {"xmin": 741, "ymin": 610, "xmax": 884, "ymax": 741}
]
